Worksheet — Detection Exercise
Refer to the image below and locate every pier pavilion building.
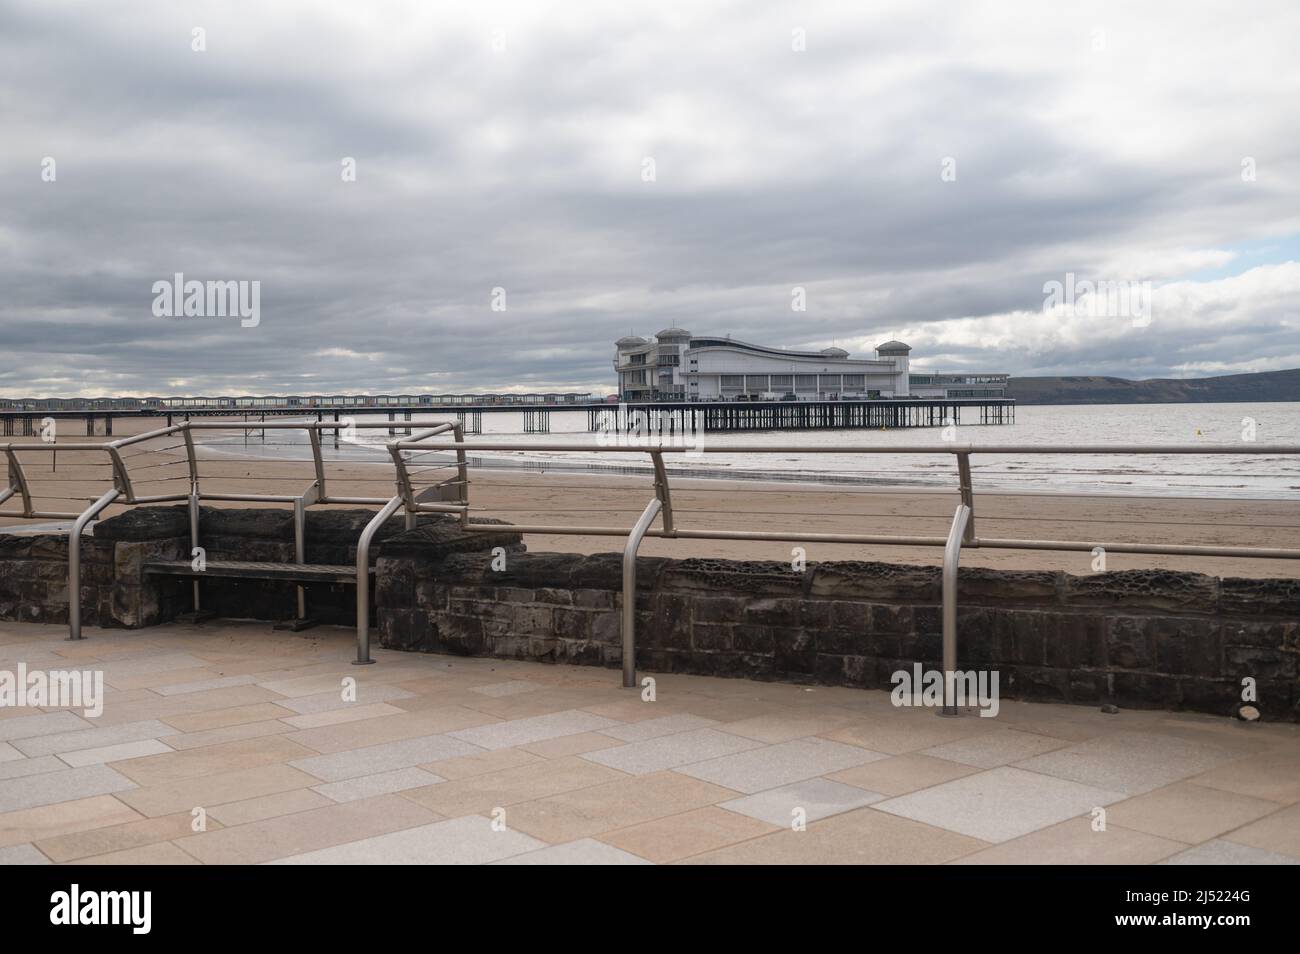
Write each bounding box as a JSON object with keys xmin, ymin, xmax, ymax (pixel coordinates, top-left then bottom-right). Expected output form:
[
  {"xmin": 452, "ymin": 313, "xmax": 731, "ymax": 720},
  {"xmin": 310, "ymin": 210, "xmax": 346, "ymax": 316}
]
[{"xmin": 615, "ymin": 330, "xmax": 1005, "ymax": 402}]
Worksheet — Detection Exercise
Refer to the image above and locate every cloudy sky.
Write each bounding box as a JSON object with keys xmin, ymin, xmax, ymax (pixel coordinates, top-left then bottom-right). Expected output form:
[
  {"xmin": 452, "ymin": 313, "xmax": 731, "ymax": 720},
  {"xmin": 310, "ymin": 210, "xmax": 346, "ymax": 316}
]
[{"xmin": 2, "ymin": 0, "xmax": 1298, "ymax": 397}]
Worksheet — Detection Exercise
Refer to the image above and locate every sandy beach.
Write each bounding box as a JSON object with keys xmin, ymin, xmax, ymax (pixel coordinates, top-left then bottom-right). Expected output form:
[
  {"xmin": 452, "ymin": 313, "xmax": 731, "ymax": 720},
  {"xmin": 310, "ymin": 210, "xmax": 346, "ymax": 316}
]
[{"xmin": 3, "ymin": 416, "xmax": 1299, "ymax": 579}]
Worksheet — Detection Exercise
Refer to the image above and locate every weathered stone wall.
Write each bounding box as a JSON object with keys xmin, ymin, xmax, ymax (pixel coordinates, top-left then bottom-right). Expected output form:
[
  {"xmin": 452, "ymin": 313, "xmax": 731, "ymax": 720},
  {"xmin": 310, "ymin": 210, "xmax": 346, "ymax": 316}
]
[
  {"xmin": 0, "ymin": 507, "xmax": 510, "ymax": 629},
  {"xmin": 375, "ymin": 550, "xmax": 1300, "ymax": 721},
  {"xmin": 2, "ymin": 507, "xmax": 1295, "ymax": 720},
  {"xmin": 0, "ymin": 513, "xmax": 188, "ymax": 628}
]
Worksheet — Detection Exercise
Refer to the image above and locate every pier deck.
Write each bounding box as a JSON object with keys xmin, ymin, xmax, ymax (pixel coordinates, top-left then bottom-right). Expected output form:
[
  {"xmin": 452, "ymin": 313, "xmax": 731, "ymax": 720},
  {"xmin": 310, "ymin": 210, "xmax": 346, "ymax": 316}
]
[
  {"xmin": 1, "ymin": 397, "xmax": 1014, "ymax": 437},
  {"xmin": 589, "ymin": 398, "xmax": 1015, "ymax": 433}
]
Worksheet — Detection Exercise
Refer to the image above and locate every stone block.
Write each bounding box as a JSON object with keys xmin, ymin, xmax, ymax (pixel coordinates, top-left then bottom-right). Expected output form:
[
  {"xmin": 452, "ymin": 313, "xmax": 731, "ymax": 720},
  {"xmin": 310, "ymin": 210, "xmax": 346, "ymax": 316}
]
[
  {"xmin": 590, "ymin": 610, "xmax": 620, "ymax": 644},
  {"xmin": 693, "ymin": 596, "xmax": 745, "ymax": 624},
  {"xmin": 92, "ymin": 505, "xmax": 191, "ymax": 541},
  {"xmin": 660, "ymin": 559, "xmax": 804, "ymax": 596},
  {"xmin": 691, "ymin": 622, "xmax": 733, "ymax": 652},
  {"xmin": 551, "ymin": 607, "xmax": 592, "ymax": 641},
  {"xmin": 1225, "ymin": 645, "xmax": 1298, "ymax": 681},
  {"xmin": 1219, "ymin": 576, "xmax": 1300, "ymax": 617},
  {"xmin": 732, "ymin": 624, "xmax": 775, "ymax": 654},
  {"xmin": 1064, "ymin": 569, "xmax": 1218, "ymax": 614},
  {"xmin": 1106, "ymin": 617, "xmax": 1155, "ymax": 670},
  {"xmin": 992, "ymin": 610, "xmax": 1050, "ymax": 666},
  {"xmin": 1045, "ymin": 614, "xmax": 1106, "ymax": 669},
  {"xmin": 809, "ymin": 561, "xmax": 939, "ymax": 601},
  {"xmin": 958, "ymin": 567, "xmax": 1061, "ymax": 604},
  {"xmin": 1151, "ymin": 618, "xmax": 1221, "ymax": 677}
]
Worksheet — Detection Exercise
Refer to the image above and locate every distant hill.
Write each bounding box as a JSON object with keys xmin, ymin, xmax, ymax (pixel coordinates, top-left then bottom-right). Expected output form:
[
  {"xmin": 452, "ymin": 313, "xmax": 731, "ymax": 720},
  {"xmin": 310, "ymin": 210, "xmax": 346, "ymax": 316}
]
[{"xmin": 1006, "ymin": 368, "xmax": 1300, "ymax": 405}]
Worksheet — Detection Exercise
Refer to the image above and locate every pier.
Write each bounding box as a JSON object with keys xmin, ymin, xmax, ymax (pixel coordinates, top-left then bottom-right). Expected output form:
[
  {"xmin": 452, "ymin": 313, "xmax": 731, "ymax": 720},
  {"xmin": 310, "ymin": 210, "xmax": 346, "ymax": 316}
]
[
  {"xmin": 0, "ymin": 396, "xmax": 1014, "ymax": 437},
  {"xmin": 587, "ymin": 398, "xmax": 1015, "ymax": 433}
]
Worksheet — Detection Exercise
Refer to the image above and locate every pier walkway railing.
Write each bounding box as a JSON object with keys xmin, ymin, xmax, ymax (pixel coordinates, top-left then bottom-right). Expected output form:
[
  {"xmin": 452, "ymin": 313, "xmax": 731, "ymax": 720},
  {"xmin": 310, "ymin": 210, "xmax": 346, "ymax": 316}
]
[{"xmin": 3, "ymin": 422, "xmax": 1299, "ymax": 714}]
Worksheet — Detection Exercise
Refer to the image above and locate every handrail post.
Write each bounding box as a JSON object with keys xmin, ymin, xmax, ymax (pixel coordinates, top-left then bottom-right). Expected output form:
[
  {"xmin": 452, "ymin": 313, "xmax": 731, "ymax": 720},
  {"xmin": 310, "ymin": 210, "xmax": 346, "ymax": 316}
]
[
  {"xmin": 940, "ymin": 503, "xmax": 972, "ymax": 715},
  {"xmin": 5, "ymin": 447, "xmax": 32, "ymax": 516},
  {"xmin": 293, "ymin": 496, "xmax": 307, "ymax": 619},
  {"xmin": 181, "ymin": 423, "xmax": 200, "ymax": 498},
  {"xmin": 355, "ymin": 495, "xmax": 403, "ymax": 665},
  {"xmin": 307, "ymin": 427, "xmax": 327, "ymax": 500},
  {"xmin": 454, "ymin": 422, "xmax": 469, "ymax": 529},
  {"xmin": 622, "ymin": 497, "xmax": 663, "ymax": 688},
  {"xmin": 955, "ymin": 450, "xmax": 976, "ymax": 543},
  {"xmin": 68, "ymin": 488, "xmax": 121, "ymax": 640},
  {"xmin": 649, "ymin": 451, "xmax": 674, "ymax": 534},
  {"xmin": 188, "ymin": 481, "xmax": 202, "ymax": 616}
]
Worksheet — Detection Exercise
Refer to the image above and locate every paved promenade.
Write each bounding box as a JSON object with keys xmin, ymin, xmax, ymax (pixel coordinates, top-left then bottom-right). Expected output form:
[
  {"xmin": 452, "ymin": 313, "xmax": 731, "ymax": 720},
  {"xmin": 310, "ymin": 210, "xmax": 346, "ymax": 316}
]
[{"xmin": 0, "ymin": 620, "xmax": 1296, "ymax": 865}]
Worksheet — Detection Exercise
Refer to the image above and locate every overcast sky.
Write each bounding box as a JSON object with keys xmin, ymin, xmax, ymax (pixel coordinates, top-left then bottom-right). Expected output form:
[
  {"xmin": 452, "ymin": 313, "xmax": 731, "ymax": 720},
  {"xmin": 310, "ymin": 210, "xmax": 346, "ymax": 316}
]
[{"xmin": 2, "ymin": 0, "xmax": 1298, "ymax": 397}]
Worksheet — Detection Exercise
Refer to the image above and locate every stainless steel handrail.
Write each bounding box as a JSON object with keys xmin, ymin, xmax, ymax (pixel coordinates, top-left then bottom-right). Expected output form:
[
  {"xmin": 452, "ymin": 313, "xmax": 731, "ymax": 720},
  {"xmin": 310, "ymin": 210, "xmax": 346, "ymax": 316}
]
[
  {"xmin": 3, "ymin": 425, "xmax": 1299, "ymax": 702},
  {"xmin": 623, "ymin": 498, "xmax": 663, "ymax": 687},
  {"xmin": 941, "ymin": 504, "xmax": 971, "ymax": 716},
  {"xmin": 68, "ymin": 488, "xmax": 121, "ymax": 641},
  {"xmin": 2, "ymin": 420, "xmax": 465, "ymax": 641},
  {"xmin": 404, "ymin": 437, "xmax": 1300, "ymax": 709},
  {"xmin": 354, "ymin": 495, "xmax": 404, "ymax": 665}
]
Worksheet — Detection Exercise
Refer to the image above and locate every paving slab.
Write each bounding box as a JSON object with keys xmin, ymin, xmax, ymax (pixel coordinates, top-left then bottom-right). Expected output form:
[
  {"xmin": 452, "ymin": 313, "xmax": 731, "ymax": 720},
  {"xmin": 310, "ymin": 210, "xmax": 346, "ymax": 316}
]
[
  {"xmin": 1105, "ymin": 782, "xmax": 1281, "ymax": 844},
  {"xmin": 598, "ymin": 714, "xmax": 719, "ymax": 742},
  {"xmin": 268, "ymin": 814, "xmax": 544, "ymax": 865},
  {"xmin": 0, "ymin": 843, "xmax": 50, "ymax": 864},
  {"xmin": 449, "ymin": 710, "xmax": 622, "ymax": 750},
  {"xmin": 922, "ymin": 729, "xmax": 1066, "ymax": 769},
  {"xmin": 875, "ymin": 766, "xmax": 1126, "ymax": 843},
  {"xmin": 1221, "ymin": 803, "xmax": 1300, "ymax": 859},
  {"xmin": 494, "ymin": 838, "xmax": 652, "ymax": 865},
  {"xmin": 58, "ymin": 739, "xmax": 174, "ymax": 767},
  {"xmin": 289, "ymin": 734, "xmax": 484, "ymax": 782},
  {"xmin": 313, "ymin": 767, "xmax": 445, "ymax": 803},
  {"xmin": 599, "ymin": 806, "xmax": 778, "ymax": 864},
  {"xmin": 828, "ymin": 753, "xmax": 978, "ymax": 796},
  {"xmin": 0, "ymin": 764, "xmax": 136, "ymax": 814},
  {"xmin": 1016, "ymin": 731, "xmax": 1239, "ymax": 795},
  {"xmin": 176, "ymin": 793, "xmax": 440, "ymax": 864},
  {"xmin": 0, "ymin": 794, "xmax": 142, "ymax": 848},
  {"xmin": 277, "ymin": 685, "xmax": 416, "ymax": 715},
  {"xmin": 582, "ymin": 729, "xmax": 762, "ymax": 775},
  {"xmin": 14, "ymin": 719, "xmax": 178, "ymax": 758},
  {"xmin": 0, "ymin": 711, "xmax": 91, "ymax": 744},
  {"xmin": 952, "ymin": 817, "xmax": 1186, "ymax": 865},
  {"xmin": 721, "ymin": 777, "xmax": 883, "ymax": 827},
  {"xmin": 684, "ymin": 805, "xmax": 987, "ymax": 865},
  {"xmin": 1160, "ymin": 839, "xmax": 1300, "ymax": 865},
  {"xmin": 470, "ymin": 681, "xmax": 543, "ymax": 698},
  {"xmin": 676, "ymin": 737, "xmax": 886, "ymax": 794}
]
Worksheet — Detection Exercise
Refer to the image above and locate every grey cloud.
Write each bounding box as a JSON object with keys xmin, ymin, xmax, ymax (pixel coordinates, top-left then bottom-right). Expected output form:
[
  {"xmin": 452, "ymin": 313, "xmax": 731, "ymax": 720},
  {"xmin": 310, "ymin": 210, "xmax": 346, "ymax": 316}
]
[{"xmin": 1, "ymin": 0, "xmax": 1297, "ymax": 396}]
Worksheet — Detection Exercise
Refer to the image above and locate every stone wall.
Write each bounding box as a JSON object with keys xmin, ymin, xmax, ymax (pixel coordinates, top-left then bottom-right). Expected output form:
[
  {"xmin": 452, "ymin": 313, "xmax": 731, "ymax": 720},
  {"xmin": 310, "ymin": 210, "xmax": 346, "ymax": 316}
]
[
  {"xmin": 376, "ymin": 549, "xmax": 1300, "ymax": 721},
  {"xmin": 0, "ymin": 510, "xmax": 188, "ymax": 628},
  {"xmin": 2, "ymin": 507, "xmax": 1295, "ymax": 720},
  {"xmin": 0, "ymin": 507, "xmax": 508, "ymax": 629}
]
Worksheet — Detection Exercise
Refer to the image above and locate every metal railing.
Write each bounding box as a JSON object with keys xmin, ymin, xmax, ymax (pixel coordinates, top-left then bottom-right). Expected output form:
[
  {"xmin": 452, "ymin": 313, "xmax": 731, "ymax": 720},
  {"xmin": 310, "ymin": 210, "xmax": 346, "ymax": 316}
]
[
  {"xmin": 3, "ymin": 420, "xmax": 469, "ymax": 642},
  {"xmin": 4, "ymin": 425, "xmax": 1300, "ymax": 713},
  {"xmin": 397, "ymin": 437, "xmax": 1300, "ymax": 710}
]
